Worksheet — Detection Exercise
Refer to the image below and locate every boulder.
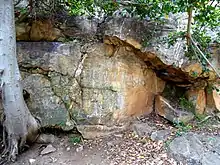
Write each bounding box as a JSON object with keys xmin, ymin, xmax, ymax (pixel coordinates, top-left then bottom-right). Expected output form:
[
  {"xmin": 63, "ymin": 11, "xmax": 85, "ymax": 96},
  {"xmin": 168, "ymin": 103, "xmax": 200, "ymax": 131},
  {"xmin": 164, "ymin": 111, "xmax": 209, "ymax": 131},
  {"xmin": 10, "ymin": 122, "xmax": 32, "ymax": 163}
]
[
  {"xmin": 17, "ymin": 41, "xmax": 165, "ymax": 136},
  {"xmin": 17, "ymin": 42, "xmax": 83, "ymax": 127},
  {"xmin": 186, "ymin": 89, "xmax": 206, "ymax": 115},
  {"xmin": 132, "ymin": 121, "xmax": 155, "ymax": 137},
  {"xmin": 23, "ymin": 74, "xmax": 67, "ymax": 127},
  {"xmin": 101, "ymin": 17, "xmax": 218, "ymax": 86},
  {"xmin": 16, "ymin": 20, "xmax": 62, "ymax": 41},
  {"xmin": 80, "ymin": 43, "xmax": 165, "ymax": 126},
  {"xmin": 77, "ymin": 124, "xmax": 129, "ymax": 139},
  {"xmin": 168, "ymin": 133, "xmax": 220, "ymax": 165},
  {"xmin": 206, "ymin": 83, "xmax": 220, "ymax": 112},
  {"xmin": 14, "ymin": 16, "xmax": 220, "ymax": 137},
  {"xmin": 155, "ymin": 95, "xmax": 194, "ymax": 124},
  {"xmin": 60, "ymin": 16, "xmax": 98, "ymax": 38},
  {"xmin": 213, "ymin": 84, "xmax": 220, "ymax": 111},
  {"xmin": 15, "ymin": 16, "xmax": 220, "ymax": 86},
  {"xmin": 150, "ymin": 129, "xmax": 171, "ymax": 141},
  {"xmin": 16, "ymin": 22, "xmax": 31, "ymax": 41},
  {"xmin": 30, "ymin": 20, "xmax": 62, "ymax": 41}
]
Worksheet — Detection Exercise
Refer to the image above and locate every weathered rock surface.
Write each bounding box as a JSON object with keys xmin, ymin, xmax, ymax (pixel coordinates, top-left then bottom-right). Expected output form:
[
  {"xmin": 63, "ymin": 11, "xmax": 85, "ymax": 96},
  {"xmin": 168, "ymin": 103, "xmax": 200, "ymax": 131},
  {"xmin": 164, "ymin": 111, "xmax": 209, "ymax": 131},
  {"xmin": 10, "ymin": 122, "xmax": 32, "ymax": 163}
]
[
  {"xmin": 12, "ymin": 16, "xmax": 220, "ymax": 138},
  {"xmin": 150, "ymin": 129, "xmax": 171, "ymax": 141},
  {"xmin": 168, "ymin": 133, "xmax": 220, "ymax": 165},
  {"xmin": 17, "ymin": 41, "xmax": 165, "ymax": 136},
  {"xmin": 40, "ymin": 144, "xmax": 56, "ymax": 155},
  {"xmin": 102, "ymin": 17, "xmax": 219, "ymax": 86},
  {"xmin": 16, "ymin": 16, "xmax": 220, "ymax": 87},
  {"xmin": 206, "ymin": 83, "xmax": 220, "ymax": 112},
  {"xmin": 77, "ymin": 124, "xmax": 129, "ymax": 139},
  {"xmin": 186, "ymin": 88, "xmax": 206, "ymax": 115},
  {"xmin": 16, "ymin": 20, "xmax": 61, "ymax": 41},
  {"xmin": 23, "ymin": 74, "xmax": 67, "ymax": 127},
  {"xmin": 80, "ymin": 44, "xmax": 165, "ymax": 125},
  {"xmin": 132, "ymin": 121, "xmax": 155, "ymax": 137},
  {"xmin": 155, "ymin": 95, "xmax": 194, "ymax": 124}
]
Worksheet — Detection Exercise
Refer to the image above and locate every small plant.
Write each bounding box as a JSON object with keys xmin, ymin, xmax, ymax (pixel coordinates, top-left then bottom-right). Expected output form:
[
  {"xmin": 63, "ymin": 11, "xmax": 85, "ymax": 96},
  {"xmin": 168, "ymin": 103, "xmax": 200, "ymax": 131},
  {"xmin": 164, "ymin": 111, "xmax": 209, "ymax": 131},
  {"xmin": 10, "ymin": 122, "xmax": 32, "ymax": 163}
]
[
  {"xmin": 162, "ymin": 31, "xmax": 186, "ymax": 48},
  {"xmin": 164, "ymin": 139, "xmax": 172, "ymax": 148},
  {"xmin": 69, "ymin": 135, "xmax": 82, "ymax": 144},
  {"xmin": 191, "ymin": 71, "xmax": 198, "ymax": 78},
  {"xmin": 206, "ymin": 84, "xmax": 213, "ymax": 94},
  {"xmin": 174, "ymin": 122, "xmax": 192, "ymax": 137},
  {"xmin": 179, "ymin": 97, "xmax": 195, "ymax": 111},
  {"xmin": 196, "ymin": 114, "xmax": 207, "ymax": 121},
  {"xmin": 58, "ymin": 121, "xmax": 66, "ymax": 127}
]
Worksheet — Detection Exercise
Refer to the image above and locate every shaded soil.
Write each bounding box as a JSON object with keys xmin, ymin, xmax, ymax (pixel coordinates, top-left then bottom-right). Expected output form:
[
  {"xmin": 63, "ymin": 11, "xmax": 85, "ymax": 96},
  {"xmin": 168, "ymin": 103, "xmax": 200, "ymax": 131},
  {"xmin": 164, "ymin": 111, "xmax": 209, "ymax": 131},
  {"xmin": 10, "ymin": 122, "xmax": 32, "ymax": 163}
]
[{"xmin": 1, "ymin": 113, "xmax": 220, "ymax": 165}]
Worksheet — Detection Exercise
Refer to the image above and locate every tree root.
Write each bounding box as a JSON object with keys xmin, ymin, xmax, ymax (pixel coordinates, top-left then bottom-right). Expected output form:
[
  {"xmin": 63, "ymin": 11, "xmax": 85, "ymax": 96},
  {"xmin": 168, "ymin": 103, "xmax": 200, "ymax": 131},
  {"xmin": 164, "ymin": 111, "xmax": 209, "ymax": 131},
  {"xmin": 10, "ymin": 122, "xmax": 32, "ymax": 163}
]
[
  {"xmin": 0, "ymin": 117, "xmax": 41, "ymax": 163},
  {"xmin": 0, "ymin": 132, "xmax": 36, "ymax": 163},
  {"xmin": 1, "ymin": 132, "xmax": 19, "ymax": 162},
  {"xmin": 0, "ymin": 158, "xmax": 8, "ymax": 165}
]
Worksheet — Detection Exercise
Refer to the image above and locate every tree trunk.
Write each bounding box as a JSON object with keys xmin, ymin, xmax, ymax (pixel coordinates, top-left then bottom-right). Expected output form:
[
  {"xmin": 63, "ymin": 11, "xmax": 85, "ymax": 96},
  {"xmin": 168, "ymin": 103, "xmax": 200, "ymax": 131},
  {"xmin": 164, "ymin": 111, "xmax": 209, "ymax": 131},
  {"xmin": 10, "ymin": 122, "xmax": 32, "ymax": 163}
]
[
  {"xmin": 0, "ymin": 0, "xmax": 40, "ymax": 162},
  {"xmin": 186, "ymin": 7, "xmax": 193, "ymax": 46}
]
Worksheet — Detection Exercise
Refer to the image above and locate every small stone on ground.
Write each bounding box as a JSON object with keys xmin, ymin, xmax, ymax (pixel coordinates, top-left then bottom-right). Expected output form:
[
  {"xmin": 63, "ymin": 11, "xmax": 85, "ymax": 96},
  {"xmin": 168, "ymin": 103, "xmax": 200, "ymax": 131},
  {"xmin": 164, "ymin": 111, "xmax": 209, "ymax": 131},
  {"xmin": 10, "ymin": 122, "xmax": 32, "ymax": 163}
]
[{"xmin": 40, "ymin": 144, "xmax": 56, "ymax": 155}]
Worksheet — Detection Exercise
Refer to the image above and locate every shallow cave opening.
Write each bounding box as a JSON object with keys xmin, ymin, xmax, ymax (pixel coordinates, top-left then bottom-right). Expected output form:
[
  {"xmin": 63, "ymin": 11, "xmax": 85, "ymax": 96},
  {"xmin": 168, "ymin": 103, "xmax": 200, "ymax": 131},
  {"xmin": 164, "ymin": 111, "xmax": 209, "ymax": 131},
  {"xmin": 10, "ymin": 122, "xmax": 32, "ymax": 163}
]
[
  {"xmin": 162, "ymin": 83, "xmax": 186, "ymax": 102},
  {"xmin": 161, "ymin": 83, "xmax": 195, "ymax": 113}
]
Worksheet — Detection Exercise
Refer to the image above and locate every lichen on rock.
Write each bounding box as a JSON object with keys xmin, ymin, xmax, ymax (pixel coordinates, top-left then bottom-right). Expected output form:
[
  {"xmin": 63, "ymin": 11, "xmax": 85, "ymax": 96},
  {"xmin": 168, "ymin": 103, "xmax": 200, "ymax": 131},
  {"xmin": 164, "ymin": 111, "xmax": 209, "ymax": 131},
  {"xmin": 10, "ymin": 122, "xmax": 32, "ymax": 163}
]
[{"xmin": 14, "ymin": 16, "xmax": 220, "ymax": 138}]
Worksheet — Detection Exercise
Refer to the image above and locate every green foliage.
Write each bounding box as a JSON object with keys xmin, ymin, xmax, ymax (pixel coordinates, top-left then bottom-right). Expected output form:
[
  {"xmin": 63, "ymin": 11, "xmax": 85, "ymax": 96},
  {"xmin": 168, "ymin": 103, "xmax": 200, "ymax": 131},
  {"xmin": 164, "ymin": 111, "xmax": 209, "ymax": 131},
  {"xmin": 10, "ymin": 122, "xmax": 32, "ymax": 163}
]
[
  {"xmin": 15, "ymin": 0, "xmax": 219, "ymax": 69},
  {"xmin": 69, "ymin": 134, "xmax": 81, "ymax": 144},
  {"xmin": 191, "ymin": 71, "xmax": 198, "ymax": 77},
  {"xmin": 174, "ymin": 122, "xmax": 192, "ymax": 136},
  {"xmin": 19, "ymin": 7, "xmax": 28, "ymax": 15},
  {"xmin": 164, "ymin": 139, "xmax": 172, "ymax": 148},
  {"xmin": 66, "ymin": 0, "xmax": 118, "ymax": 16},
  {"xmin": 58, "ymin": 121, "xmax": 66, "ymax": 127},
  {"xmin": 179, "ymin": 97, "xmax": 195, "ymax": 111},
  {"xmin": 206, "ymin": 84, "xmax": 220, "ymax": 96},
  {"xmin": 162, "ymin": 31, "xmax": 186, "ymax": 48},
  {"xmin": 207, "ymin": 84, "xmax": 213, "ymax": 94},
  {"xmin": 195, "ymin": 113, "xmax": 208, "ymax": 121}
]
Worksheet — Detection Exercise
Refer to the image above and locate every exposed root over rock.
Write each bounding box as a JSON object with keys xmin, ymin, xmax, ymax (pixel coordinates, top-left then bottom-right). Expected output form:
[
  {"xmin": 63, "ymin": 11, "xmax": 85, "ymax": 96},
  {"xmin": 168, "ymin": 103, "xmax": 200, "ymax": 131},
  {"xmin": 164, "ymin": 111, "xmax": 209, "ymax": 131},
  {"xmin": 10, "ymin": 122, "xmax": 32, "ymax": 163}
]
[
  {"xmin": 0, "ymin": 82, "xmax": 41, "ymax": 164},
  {"xmin": 0, "ymin": 113, "xmax": 40, "ymax": 164}
]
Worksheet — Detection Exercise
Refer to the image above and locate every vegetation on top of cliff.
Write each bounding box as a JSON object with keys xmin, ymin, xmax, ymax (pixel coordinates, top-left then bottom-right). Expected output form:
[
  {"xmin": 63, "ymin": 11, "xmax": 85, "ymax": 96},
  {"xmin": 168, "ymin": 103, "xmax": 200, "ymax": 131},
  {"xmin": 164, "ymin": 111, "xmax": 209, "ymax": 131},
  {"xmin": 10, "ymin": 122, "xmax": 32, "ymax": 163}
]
[
  {"xmin": 0, "ymin": 1, "xmax": 218, "ymax": 163},
  {"xmin": 15, "ymin": 0, "xmax": 220, "ymax": 76}
]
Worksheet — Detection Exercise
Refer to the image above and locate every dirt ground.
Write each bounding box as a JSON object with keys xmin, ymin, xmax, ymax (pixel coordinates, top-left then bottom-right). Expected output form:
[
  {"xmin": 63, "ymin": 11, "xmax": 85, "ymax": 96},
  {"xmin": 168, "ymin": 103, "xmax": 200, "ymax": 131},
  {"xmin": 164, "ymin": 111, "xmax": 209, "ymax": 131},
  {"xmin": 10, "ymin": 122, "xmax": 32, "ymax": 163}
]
[
  {"xmin": 7, "ymin": 132, "xmax": 176, "ymax": 165},
  {"xmin": 8, "ymin": 135, "xmax": 110, "ymax": 165},
  {"xmin": 3, "ymin": 115, "xmax": 178, "ymax": 165},
  {"xmin": 2, "ymin": 113, "xmax": 220, "ymax": 165}
]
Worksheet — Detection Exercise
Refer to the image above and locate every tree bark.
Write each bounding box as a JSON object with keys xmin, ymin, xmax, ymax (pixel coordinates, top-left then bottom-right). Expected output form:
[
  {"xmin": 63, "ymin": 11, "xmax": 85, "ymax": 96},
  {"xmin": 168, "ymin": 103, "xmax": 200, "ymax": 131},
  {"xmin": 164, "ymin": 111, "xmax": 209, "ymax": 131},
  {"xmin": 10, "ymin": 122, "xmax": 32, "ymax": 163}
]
[
  {"xmin": 186, "ymin": 7, "xmax": 193, "ymax": 46},
  {"xmin": 0, "ymin": 0, "xmax": 40, "ymax": 162}
]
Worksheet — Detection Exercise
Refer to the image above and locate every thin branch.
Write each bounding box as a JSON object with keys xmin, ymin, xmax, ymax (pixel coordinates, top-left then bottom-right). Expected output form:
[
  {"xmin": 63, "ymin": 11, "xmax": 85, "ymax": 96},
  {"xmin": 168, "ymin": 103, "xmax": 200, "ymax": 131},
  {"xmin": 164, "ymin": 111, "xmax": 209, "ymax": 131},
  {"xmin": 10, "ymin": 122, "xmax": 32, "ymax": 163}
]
[
  {"xmin": 14, "ymin": 0, "xmax": 22, "ymax": 6},
  {"xmin": 190, "ymin": 36, "xmax": 220, "ymax": 78},
  {"xmin": 186, "ymin": 7, "xmax": 193, "ymax": 46},
  {"xmin": 115, "ymin": 0, "xmax": 150, "ymax": 7}
]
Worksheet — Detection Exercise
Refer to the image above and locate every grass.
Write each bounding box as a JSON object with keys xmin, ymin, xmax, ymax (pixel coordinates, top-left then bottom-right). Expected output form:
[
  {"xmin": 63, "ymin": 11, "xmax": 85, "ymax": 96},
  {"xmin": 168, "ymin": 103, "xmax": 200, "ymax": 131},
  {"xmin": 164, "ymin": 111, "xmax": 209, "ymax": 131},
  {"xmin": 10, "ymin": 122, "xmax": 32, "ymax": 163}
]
[
  {"xmin": 174, "ymin": 122, "xmax": 193, "ymax": 137},
  {"xmin": 179, "ymin": 97, "xmax": 195, "ymax": 112},
  {"xmin": 69, "ymin": 134, "xmax": 82, "ymax": 144}
]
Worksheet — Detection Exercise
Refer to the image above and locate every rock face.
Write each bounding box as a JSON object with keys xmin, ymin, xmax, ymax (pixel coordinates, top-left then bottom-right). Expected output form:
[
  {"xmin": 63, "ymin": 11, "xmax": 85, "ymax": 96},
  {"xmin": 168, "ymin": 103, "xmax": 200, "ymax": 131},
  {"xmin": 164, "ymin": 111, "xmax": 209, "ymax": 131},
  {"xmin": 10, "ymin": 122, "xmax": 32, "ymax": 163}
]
[
  {"xmin": 186, "ymin": 89, "xmax": 206, "ymax": 115},
  {"xmin": 11, "ymin": 16, "xmax": 220, "ymax": 137},
  {"xmin": 155, "ymin": 95, "xmax": 194, "ymax": 124},
  {"xmin": 15, "ymin": 17, "xmax": 219, "ymax": 86},
  {"xmin": 102, "ymin": 17, "xmax": 218, "ymax": 86},
  {"xmin": 17, "ymin": 41, "xmax": 165, "ymax": 134},
  {"xmin": 212, "ymin": 84, "xmax": 220, "ymax": 111},
  {"xmin": 206, "ymin": 83, "xmax": 220, "ymax": 112},
  {"xmin": 168, "ymin": 133, "xmax": 220, "ymax": 165}
]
